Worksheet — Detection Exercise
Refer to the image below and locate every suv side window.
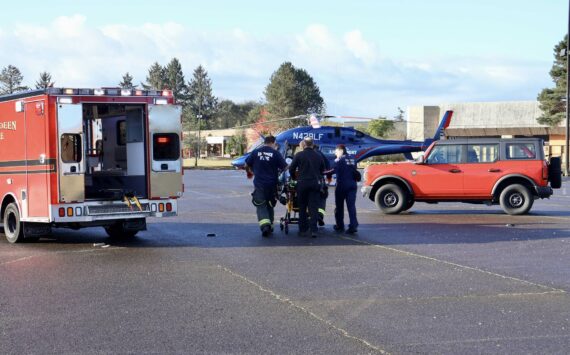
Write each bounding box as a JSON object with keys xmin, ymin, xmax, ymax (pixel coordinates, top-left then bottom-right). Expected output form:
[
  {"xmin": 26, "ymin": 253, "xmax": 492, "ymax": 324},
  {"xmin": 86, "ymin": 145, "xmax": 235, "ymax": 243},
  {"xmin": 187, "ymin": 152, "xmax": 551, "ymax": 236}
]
[
  {"xmin": 467, "ymin": 144, "xmax": 499, "ymax": 163},
  {"xmin": 506, "ymin": 143, "xmax": 536, "ymax": 160},
  {"xmin": 427, "ymin": 144, "xmax": 465, "ymax": 164}
]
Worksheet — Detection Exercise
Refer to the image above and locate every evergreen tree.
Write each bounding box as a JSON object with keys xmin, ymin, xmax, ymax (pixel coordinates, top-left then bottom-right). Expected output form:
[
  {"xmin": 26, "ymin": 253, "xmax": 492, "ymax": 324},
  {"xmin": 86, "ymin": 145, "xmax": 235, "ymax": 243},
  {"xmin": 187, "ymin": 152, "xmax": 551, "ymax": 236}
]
[
  {"xmin": 35, "ymin": 71, "xmax": 54, "ymax": 89},
  {"xmin": 144, "ymin": 62, "xmax": 166, "ymax": 90},
  {"xmin": 537, "ymin": 35, "xmax": 567, "ymax": 126},
  {"xmin": 212, "ymin": 100, "xmax": 260, "ymax": 129},
  {"xmin": 264, "ymin": 62, "xmax": 325, "ymax": 126},
  {"xmin": 186, "ymin": 65, "xmax": 218, "ymax": 129},
  {"xmin": 165, "ymin": 58, "xmax": 187, "ymax": 102},
  {"xmin": 119, "ymin": 72, "xmax": 134, "ymax": 89},
  {"xmin": 0, "ymin": 65, "xmax": 29, "ymax": 95}
]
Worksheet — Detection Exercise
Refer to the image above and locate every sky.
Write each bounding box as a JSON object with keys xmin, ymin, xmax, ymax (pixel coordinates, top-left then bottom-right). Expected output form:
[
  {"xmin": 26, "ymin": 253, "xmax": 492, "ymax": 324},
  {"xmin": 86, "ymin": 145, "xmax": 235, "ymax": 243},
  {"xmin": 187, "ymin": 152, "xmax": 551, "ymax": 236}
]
[{"xmin": 0, "ymin": 0, "xmax": 567, "ymax": 117}]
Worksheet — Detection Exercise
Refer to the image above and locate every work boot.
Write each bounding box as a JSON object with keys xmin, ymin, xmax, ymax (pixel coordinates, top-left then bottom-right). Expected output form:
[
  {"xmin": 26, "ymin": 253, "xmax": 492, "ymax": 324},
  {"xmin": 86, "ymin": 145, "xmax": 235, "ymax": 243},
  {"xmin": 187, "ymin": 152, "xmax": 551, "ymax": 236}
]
[
  {"xmin": 318, "ymin": 214, "xmax": 325, "ymax": 227},
  {"xmin": 261, "ymin": 224, "xmax": 272, "ymax": 237}
]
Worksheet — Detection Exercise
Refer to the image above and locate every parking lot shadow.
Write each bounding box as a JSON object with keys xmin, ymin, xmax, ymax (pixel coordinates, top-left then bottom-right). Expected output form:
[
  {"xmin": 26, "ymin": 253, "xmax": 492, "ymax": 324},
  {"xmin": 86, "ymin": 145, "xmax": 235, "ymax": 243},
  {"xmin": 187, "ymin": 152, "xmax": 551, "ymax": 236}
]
[{"xmin": 18, "ymin": 218, "xmax": 570, "ymax": 248}]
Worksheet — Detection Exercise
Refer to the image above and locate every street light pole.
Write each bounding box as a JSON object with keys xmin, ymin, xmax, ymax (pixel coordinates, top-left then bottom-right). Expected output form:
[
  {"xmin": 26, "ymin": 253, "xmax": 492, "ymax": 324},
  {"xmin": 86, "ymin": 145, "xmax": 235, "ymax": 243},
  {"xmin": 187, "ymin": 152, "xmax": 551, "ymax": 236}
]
[{"xmin": 194, "ymin": 114, "xmax": 203, "ymax": 167}]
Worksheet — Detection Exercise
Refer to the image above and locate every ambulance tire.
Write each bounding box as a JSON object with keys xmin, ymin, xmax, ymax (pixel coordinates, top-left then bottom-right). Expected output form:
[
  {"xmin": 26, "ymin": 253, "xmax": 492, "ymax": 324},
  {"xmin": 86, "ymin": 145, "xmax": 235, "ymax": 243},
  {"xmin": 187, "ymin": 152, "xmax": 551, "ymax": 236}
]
[
  {"xmin": 105, "ymin": 223, "xmax": 138, "ymax": 240},
  {"xmin": 3, "ymin": 203, "xmax": 25, "ymax": 244}
]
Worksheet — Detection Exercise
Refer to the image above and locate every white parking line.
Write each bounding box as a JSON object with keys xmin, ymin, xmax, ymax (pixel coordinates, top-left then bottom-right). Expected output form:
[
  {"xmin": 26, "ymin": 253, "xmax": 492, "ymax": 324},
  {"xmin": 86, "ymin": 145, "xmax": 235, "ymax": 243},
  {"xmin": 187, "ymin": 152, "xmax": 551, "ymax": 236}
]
[
  {"xmin": 340, "ymin": 236, "xmax": 566, "ymax": 294},
  {"xmin": 219, "ymin": 264, "xmax": 390, "ymax": 354}
]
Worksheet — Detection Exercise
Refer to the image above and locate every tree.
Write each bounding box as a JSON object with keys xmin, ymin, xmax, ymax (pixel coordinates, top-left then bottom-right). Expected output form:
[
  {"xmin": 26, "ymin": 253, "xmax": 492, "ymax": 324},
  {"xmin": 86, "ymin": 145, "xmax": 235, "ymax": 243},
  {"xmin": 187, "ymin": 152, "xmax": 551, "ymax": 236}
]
[
  {"xmin": 186, "ymin": 65, "xmax": 218, "ymax": 129},
  {"xmin": 264, "ymin": 62, "xmax": 325, "ymax": 126},
  {"xmin": 394, "ymin": 107, "xmax": 405, "ymax": 122},
  {"xmin": 0, "ymin": 65, "xmax": 29, "ymax": 94},
  {"xmin": 367, "ymin": 117, "xmax": 395, "ymax": 138},
  {"xmin": 119, "ymin": 72, "xmax": 134, "ymax": 89},
  {"xmin": 143, "ymin": 62, "xmax": 166, "ymax": 90},
  {"xmin": 35, "ymin": 71, "xmax": 54, "ymax": 89},
  {"xmin": 537, "ymin": 35, "xmax": 567, "ymax": 126},
  {"xmin": 226, "ymin": 131, "xmax": 247, "ymax": 156},
  {"xmin": 211, "ymin": 99, "xmax": 260, "ymax": 129},
  {"xmin": 165, "ymin": 58, "xmax": 187, "ymax": 102}
]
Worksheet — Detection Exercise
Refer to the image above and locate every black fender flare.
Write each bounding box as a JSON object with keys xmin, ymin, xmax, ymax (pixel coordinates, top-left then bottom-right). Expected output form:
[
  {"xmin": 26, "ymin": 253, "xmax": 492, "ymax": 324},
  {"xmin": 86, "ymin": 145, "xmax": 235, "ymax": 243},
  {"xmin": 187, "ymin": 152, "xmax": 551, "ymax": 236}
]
[
  {"xmin": 491, "ymin": 174, "xmax": 537, "ymax": 196},
  {"xmin": 370, "ymin": 175, "xmax": 414, "ymax": 199}
]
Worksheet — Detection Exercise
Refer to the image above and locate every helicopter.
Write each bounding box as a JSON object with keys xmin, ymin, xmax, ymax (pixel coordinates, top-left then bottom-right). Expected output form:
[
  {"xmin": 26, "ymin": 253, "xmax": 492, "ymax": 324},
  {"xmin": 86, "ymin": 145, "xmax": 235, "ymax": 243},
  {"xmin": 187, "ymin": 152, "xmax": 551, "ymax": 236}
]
[{"xmin": 231, "ymin": 110, "xmax": 453, "ymax": 168}]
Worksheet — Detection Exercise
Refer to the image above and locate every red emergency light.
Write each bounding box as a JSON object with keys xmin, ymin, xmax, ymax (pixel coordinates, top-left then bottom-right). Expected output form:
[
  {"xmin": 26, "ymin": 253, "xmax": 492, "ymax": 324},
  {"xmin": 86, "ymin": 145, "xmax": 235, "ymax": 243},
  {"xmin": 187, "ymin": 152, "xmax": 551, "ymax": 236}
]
[{"xmin": 157, "ymin": 137, "xmax": 170, "ymax": 144}]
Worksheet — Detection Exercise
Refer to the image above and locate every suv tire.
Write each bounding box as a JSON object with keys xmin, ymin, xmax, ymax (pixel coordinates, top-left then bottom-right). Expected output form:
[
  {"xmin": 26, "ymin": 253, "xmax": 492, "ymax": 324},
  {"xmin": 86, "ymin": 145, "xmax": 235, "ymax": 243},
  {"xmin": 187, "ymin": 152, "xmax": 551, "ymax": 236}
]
[
  {"xmin": 549, "ymin": 157, "xmax": 562, "ymax": 189},
  {"xmin": 3, "ymin": 203, "xmax": 25, "ymax": 243},
  {"xmin": 499, "ymin": 184, "xmax": 534, "ymax": 215},
  {"xmin": 375, "ymin": 184, "xmax": 406, "ymax": 214},
  {"xmin": 403, "ymin": 199, "xmax": 415, "ymax": 212}
]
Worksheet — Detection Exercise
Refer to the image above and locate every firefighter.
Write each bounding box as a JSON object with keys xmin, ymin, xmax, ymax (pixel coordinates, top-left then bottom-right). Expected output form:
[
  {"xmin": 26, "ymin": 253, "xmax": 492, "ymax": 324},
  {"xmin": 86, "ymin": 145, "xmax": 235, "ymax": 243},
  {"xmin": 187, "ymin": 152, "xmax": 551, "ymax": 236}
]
[
  {"xmin": 315, "ymin": 145, "xmax": 331, "ymax": 226},
  {"xmin": 245, "ymin": 135, "xmax": 288, "ymax": 237},
  {"xmin": 289, "ymin": 137, "xmax": 325, "ymax": 238},
  {"xmin": 333, "ymin": 144, "xmax": 359, "ymax": 234}
]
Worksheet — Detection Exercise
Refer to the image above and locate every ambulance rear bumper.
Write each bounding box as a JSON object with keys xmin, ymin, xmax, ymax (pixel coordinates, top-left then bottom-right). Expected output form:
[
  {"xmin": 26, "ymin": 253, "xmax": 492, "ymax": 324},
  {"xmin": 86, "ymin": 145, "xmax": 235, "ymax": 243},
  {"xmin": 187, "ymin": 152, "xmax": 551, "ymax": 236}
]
[{"xmin": 51, "ymin": 199, "xmax": 178, "ymax": 223}]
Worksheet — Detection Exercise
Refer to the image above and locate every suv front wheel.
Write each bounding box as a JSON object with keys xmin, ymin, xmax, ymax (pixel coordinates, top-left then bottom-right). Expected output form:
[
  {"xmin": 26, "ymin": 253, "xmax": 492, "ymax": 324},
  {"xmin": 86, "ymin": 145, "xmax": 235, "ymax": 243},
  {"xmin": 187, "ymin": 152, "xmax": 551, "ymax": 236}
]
[
  {"xmin": 375, "ymin": 184, "xmax": 407, "ymax": 214},
  {"xmin": 499, "ymin": 184, "xmax": 534, "ymax": 215}
]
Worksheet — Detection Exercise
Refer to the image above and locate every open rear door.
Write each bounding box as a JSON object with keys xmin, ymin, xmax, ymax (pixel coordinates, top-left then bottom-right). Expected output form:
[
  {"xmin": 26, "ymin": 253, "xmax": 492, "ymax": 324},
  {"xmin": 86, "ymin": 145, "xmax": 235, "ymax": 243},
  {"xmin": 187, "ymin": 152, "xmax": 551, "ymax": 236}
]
[
  {"xmin": 24, "ymin": 100, "xmax": 51, "ymax": 220},
  {"xmin": 57, "ymin": 103, "xmax": 85, "ymax": 202},
  {"xmin": 148, "ymin": 104, "xmax": 182, "ymax": 198}
]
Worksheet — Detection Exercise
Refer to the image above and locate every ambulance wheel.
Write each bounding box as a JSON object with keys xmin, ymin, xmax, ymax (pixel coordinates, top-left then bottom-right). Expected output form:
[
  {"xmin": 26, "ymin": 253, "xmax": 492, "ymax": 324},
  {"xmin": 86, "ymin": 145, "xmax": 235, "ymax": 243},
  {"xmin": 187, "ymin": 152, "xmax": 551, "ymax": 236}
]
[
  {"xmin": 105, "ymin": 223, "xmax": 138, "ymax": 239},
  {"xmin": 3, "ymin": 203, "xmax": 24, "ymax": 244}
]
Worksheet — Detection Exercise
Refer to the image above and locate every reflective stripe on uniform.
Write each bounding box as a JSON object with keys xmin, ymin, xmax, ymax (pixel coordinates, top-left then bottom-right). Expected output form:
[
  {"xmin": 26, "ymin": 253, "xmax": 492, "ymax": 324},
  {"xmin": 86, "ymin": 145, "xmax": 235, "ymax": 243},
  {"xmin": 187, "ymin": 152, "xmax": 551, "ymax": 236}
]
[
  {"xmin": 318, "ymin": 208, "xmax": 326, "ymax": 215},
  {"xmin": 259, "ymin": 219, "xmax": 271, "ymax": 226}
]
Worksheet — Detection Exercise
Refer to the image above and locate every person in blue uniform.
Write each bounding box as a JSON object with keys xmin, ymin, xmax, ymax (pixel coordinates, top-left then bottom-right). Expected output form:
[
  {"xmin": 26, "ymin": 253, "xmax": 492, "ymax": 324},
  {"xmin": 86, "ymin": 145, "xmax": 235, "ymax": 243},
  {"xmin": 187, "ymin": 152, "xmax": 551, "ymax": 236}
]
[
  {"xmin": 333, "ymin": 144, "xmax": 358, "ymax": 234},
  {"xmin": 245, "ymin": 136, "xmax": 288, "ymax": 237},
  {"xmin": 289, "ymin": 137, "xmax": 325, "ymax": 238}
]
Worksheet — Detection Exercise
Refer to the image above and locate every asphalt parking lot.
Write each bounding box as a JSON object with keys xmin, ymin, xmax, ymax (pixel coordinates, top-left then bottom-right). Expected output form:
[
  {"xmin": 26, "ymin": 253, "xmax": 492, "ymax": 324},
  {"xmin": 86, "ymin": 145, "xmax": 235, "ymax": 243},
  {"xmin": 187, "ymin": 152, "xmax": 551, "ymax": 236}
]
[{"xmin": 2, "ymin": 169, "xmax": 570, "ymax": 354}]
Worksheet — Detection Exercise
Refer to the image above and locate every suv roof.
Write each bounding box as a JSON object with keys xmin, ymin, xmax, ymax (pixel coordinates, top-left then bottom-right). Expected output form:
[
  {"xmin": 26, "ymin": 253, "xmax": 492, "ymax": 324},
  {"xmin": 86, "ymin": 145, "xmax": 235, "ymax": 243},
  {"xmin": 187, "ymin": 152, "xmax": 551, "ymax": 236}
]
[{"xmin": 435, "ymin": 137, "xmax": 543, "ymax": 145}]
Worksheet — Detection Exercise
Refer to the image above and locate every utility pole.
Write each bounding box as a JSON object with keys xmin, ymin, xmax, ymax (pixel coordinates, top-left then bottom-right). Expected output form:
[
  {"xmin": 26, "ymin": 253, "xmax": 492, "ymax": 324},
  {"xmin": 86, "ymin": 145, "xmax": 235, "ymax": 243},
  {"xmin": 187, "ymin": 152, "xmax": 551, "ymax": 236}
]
[{"xmin": 566, "ymin": 0, "xmax": 570, "ymax": 175}]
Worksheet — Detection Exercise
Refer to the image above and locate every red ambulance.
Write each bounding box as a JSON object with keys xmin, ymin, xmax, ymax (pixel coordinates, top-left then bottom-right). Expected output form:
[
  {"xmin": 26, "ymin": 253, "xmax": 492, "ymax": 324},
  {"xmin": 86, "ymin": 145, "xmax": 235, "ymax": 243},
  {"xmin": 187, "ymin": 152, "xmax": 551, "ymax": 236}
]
[{"xmin": 0, "ymin": 87, "xmax": 183, "ymax": 243}]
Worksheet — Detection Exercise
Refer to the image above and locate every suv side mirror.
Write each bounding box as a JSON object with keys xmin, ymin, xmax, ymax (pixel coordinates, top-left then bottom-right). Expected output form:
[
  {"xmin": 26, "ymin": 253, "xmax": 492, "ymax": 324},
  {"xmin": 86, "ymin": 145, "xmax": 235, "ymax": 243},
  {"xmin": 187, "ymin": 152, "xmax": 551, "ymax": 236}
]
[{"xmin": 416, "ymin": 155, "xmax": 425, "ymax": 164}]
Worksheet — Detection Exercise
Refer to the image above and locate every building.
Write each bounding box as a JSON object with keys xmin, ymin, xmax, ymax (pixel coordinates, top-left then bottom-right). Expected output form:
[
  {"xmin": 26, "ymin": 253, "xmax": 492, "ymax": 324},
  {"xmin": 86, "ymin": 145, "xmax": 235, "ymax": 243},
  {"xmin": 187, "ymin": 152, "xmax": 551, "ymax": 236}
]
[
  {"xmin": 408, "ymin": 101, "xmax": 566, "ymax": 160},
  {"xmin": 184, "ymin": 128, "xmax": 255, "ymax": 158}
]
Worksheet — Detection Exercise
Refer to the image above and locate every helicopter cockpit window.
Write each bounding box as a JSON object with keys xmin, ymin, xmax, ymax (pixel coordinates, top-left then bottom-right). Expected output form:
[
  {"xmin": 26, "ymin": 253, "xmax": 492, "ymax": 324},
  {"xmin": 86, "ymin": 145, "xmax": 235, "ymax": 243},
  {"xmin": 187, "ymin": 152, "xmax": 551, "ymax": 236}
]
[
  {"xmin": 355, "ymin": 130, "xmax": 365, "ymax": 138},
  {"xmin": 334, "ymin": 127, "xmax": 341, "ymax": 137}
]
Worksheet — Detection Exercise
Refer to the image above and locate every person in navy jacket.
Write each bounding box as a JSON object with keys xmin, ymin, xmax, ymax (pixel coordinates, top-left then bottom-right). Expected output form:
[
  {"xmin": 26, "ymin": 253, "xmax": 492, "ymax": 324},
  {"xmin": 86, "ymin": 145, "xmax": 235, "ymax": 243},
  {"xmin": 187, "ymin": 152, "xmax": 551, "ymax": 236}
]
[
  {"xmin": 333, "ymin": 144, "xmax": 358, "ymax": 234},
  {"xmin": 245, "ymin": 136, "xmax": 288, "ymax": 237}
]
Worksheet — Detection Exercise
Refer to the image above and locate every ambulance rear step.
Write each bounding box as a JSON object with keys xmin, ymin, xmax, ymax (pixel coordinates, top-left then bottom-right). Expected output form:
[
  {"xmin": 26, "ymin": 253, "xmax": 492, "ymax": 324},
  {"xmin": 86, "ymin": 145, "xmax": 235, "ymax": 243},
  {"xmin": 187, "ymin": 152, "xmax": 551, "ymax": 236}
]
[{"xmin": 87, "ymin": 204, "xmax": 151, "ymax": 216}]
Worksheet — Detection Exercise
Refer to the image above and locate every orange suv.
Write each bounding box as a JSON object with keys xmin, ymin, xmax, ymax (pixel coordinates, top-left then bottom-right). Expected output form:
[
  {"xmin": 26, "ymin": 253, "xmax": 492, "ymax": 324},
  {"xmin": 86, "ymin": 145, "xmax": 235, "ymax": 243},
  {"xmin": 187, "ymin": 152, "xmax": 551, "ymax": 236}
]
[{"xmin": 361, "ymin": 138, "xmax": 562, "ymax": 215}]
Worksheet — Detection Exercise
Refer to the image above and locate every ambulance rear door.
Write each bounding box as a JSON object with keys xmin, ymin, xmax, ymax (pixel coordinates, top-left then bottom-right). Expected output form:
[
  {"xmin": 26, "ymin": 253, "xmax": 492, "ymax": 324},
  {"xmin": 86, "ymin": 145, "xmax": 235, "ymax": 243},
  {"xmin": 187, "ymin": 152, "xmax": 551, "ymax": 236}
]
[
  {"xmin": 57, "ymin": 102, "xmax": 85, "ymax": 202},
  {"xmin": 148, "ymin": 104, "xmax": 182, "ymax": 198}
]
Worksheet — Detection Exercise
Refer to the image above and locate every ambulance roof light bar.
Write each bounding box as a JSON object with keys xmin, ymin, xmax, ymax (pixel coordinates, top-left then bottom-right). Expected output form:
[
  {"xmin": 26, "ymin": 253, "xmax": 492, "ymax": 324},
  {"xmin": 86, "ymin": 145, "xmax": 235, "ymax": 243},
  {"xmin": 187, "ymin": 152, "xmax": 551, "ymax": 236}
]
[{"xmin": 47, "ymin": 87, "xmax": 171, "ymax": 97}]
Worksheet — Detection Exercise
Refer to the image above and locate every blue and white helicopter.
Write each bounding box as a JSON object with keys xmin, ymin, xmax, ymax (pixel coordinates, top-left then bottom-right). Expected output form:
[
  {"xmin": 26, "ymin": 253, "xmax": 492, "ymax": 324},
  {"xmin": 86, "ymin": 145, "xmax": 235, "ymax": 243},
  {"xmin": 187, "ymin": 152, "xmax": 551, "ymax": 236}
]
[{"xmin": 231, "ymin": 110, "xmax": 453, "ymax": 168}]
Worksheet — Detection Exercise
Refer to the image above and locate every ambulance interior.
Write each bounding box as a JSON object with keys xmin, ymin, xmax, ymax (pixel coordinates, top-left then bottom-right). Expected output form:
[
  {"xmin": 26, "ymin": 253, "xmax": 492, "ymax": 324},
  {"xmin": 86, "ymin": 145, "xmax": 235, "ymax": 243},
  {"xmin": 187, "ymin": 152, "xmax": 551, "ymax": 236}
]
[{"xmin": 82, "ymin": 104, "xmax": 148, "ymax": 200}]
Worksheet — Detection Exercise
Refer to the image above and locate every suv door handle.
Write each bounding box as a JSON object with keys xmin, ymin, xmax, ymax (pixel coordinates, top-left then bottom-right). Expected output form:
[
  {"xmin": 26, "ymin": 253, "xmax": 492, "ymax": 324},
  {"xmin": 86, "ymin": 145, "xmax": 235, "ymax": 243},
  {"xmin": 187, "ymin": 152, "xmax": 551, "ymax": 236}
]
[
  {"xmin": 488, "ymin": 168, "xmax": 501, "ymax": 173},
  {"xmin": 449, "ymin": 169, "xmax": 462, "ymax": 173}
]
